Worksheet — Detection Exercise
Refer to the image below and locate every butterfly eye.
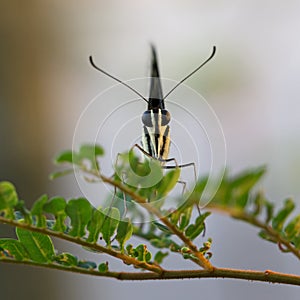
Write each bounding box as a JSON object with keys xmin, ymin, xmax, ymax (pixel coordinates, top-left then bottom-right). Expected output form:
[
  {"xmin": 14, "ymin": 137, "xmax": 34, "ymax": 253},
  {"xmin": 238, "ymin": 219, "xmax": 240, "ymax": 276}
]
[
  {"xmin": 142, "ymin": 110, "xmax": 153, "ymax": 127},
  {"xmin": 161, "ymin": 109, "xmax": 171, "ymax": 126}
]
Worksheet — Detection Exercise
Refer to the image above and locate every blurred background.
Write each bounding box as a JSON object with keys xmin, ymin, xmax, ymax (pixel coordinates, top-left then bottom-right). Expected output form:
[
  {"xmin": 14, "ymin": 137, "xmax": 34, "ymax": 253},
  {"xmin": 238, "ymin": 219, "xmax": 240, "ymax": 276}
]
[{"xmin": 1, "ymin": 1, "xmax": 300, "ymax": 299}]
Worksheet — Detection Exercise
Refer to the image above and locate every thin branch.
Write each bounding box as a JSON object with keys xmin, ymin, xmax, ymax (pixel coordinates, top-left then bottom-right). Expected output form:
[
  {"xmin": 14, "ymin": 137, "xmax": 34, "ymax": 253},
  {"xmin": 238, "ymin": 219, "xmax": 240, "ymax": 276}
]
[
  {"xmin": 97, "ymin": 172, "xmax": 213, "ymax": 270},
  {"xmin": 207, "ymin": 204, "xmax": 300, "ymax": 259},
  {"xmin": 1, "ymin": 258, "xmax": 300, "ymax": 286},
  {"xmin": 0, "ymin": 216, "xmax": 163, "ymax": 274}
]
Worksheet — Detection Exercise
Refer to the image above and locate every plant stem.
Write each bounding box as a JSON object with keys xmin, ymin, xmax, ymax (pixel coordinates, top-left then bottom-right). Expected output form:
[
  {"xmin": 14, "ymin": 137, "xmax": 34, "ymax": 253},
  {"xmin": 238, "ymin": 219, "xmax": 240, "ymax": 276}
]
[
  {"xmin": 1, "ymin": 257, "xmax": 300, "ymax": 286},
  {"xmin": 0, "ymin": 216, "xmax": 163, "ymax": 274},
  {"xmin": 208, "ymin": 204, "xmax": 300, "ymax": 260},
  {"xmin": 98, "ymin": 173, "xmax": 213, "ymax": 270}
]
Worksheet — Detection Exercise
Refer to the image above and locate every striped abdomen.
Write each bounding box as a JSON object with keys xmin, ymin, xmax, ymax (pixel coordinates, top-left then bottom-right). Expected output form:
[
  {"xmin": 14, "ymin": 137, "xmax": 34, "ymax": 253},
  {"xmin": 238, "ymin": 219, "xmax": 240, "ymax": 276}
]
[{"xmin": 141, "ymin": 108, "xmax": 171, "ymax": 161}]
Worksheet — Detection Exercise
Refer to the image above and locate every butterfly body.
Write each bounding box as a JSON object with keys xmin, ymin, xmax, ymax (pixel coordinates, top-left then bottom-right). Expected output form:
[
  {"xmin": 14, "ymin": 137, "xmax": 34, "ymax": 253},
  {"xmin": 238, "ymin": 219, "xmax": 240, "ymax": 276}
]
[
  {"xmin": 89, "ymin": 45, "xmax": 216, "ymax": 168},
  {"xmin": 141, "ymin": 46, "xmax": 171, "ymax": 161}
]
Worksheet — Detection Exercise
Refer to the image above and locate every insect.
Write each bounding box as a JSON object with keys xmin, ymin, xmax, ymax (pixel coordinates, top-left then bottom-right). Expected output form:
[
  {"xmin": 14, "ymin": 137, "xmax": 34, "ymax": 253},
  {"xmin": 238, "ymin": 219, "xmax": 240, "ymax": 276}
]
[{"xmin": 89, "ymin": 45, "xmax": 216, "ymax": 175}]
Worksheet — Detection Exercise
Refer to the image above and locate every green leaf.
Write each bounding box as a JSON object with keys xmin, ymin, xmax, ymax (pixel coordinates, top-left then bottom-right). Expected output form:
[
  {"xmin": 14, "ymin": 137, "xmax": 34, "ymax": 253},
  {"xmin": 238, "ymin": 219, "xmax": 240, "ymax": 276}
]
[
  {"xmin": 43, "ymin": 197, "xmax": 67, "ymax": 232},
  {"xmin": 199, "ymin": 238, "xmax": 212, "ymax": 256},
  {"xmin": 196, "ymin": 240, "xmax": 212, "ymax": 259},
  {"xmin": 31, "ymin": 194, "xmax": 48, "ymax": 227},
  {"xmin": 0, "ymin": 239, "xmax": 30, "ymax": 260},
  {"xmin": 79, "ymin": 144, "xmax": 104, "ymax": 170},
  {"xmin": 54, "ymin": 253, "xmax": 78, "ymax": 266},
  {"xmin": 265, "ymin": 201, "xmax": 274, "ymax": 223},
  {"xmin": 258, "ymin": 230, "xmax": 277, "ymax": 243},
  {"xmin": 272, "ymin": 199, "xmax": 295, "ymax": 231},
  {"xmin": 183, "ymin": 176, "xmax": 209, "ymax": 208},
  {"xmin": 231, "ymin": 166, "xmax": 266, "ymax": 193},
  {"xmin": 150, "ymin": 237, "xmax": 180, "ymax": 251},
  {"xmin": 101, "ymin": 207, "xmax": 120, "ymax": 246},
  {"xmin": 15, "ymin": 200, "xmax": 32, "ymax": 224},
  {"xmin": 153, "ymin": 221, "xmax": 174, "ymax": 235},
  {"xmin": 65, "ymin": 198, "xmax": 93, "ymax": 237},
  {"xmin": 55, "ymin": 150, "xmax": 75, "ymax": 164},
  {"xmin": 127, "ymin": 149, "xmax": 153, "ymax": 177},
  {"xmin": 145, "ymin": 251, "xmax": 152, "ymax": 262},
  {"xmin": 116, "ymin": 218, "xmax": 133, "ymax": 251},
  {"xmin": 98, "ymin": 262, "xmax": 109, "ymax": 272},
  {"xmin": 284, "ymin": 215, "xmax": 300, "ymax": 237},
  {"xmin": 49, "ymin": 169, "xmax": 74, "ymax": 180},
  {"xmin": 178, "ymin": 206, "xmax": 193, "ymax": 230},
  {"xmin": 185, "ymin": 224, "xmax": 199, "ymax": 240},
  {"xmin": 87, "ymin": 208, "xmax": 105, "ymax": 243},
  {"xmin": 77, "ymin": 260, "xmax": 97, "ymax": 269},
  {"xmin": 185, "ymin": 212, "xmax": 211, "ymax": 240},
  {"xmin": 0, "ymin": 181, "xmax": 18, "ymax": 219},
  {"xmin": 16, "ymin": 228, "xmax": 55, "ymax": 263},
  {"xmin": 291, "ymin": 236, "xmax": 300, "ymax": 249},
  {"xmin": 206, "ymin": 167, "xmax": 265, "ymax": 208},
  {"xmin": 181, "ymin": 247, "xmax": 193, "ymax": 259},
  {"xmin": 134, "ymin": 244, "xmax": 152, "ymax": 262},
  {"xmin": 79, "ymin": 144, "xmax": 104, "ymax": 158},
  {"xmin": 155, "ymin": 168, "xmax": 181, "ymax": 198},
  {"xmin": 116, "ymin": 150, "xmax": 162, "ymax": 188},
  {"xmin": 169, "ymin": 209, "xmax": 181, "ymax": 226},
  {"xmin": 284, "ymin": 215, "xmax": 300, "ymax": 248},
  {"xmin": 126, "ymin": 244, "xmax": 134, "ymax": 257},
  {"xmin": 150, "ymin": 238, "xmax": 168, "ymax": 249},
  {"xmin": 230, "ymin": 166, "xmax": 266, "ymax": 208},
  {"xmin": 128, "ymin": 149, "xmax": 140, "ymax": 173},
  {"xmin": 54, "ymin": 144, "xmax": 104, "ymax": 171},
  {"xmin": 131, "ymin": 161, "xmax": 163, "ymax": 191},
  {"xmin": 154, "ymin": 251, "xmax": 168, "ymax": 264},
  {"xmin": 252, "ymin": 191, "xmax": 264, "ymax": 216}
]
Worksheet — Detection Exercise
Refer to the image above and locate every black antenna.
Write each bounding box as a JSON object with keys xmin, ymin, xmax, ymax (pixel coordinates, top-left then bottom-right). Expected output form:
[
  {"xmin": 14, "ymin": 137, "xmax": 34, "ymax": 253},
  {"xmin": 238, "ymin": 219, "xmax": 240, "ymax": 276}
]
[
  {"xmin": 89, "ymin": 56, "xmax": 149, "ymax": 103},
  {"xmin": 163, "ymin": 46, "xmax": 216, "ymax": 100}
]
